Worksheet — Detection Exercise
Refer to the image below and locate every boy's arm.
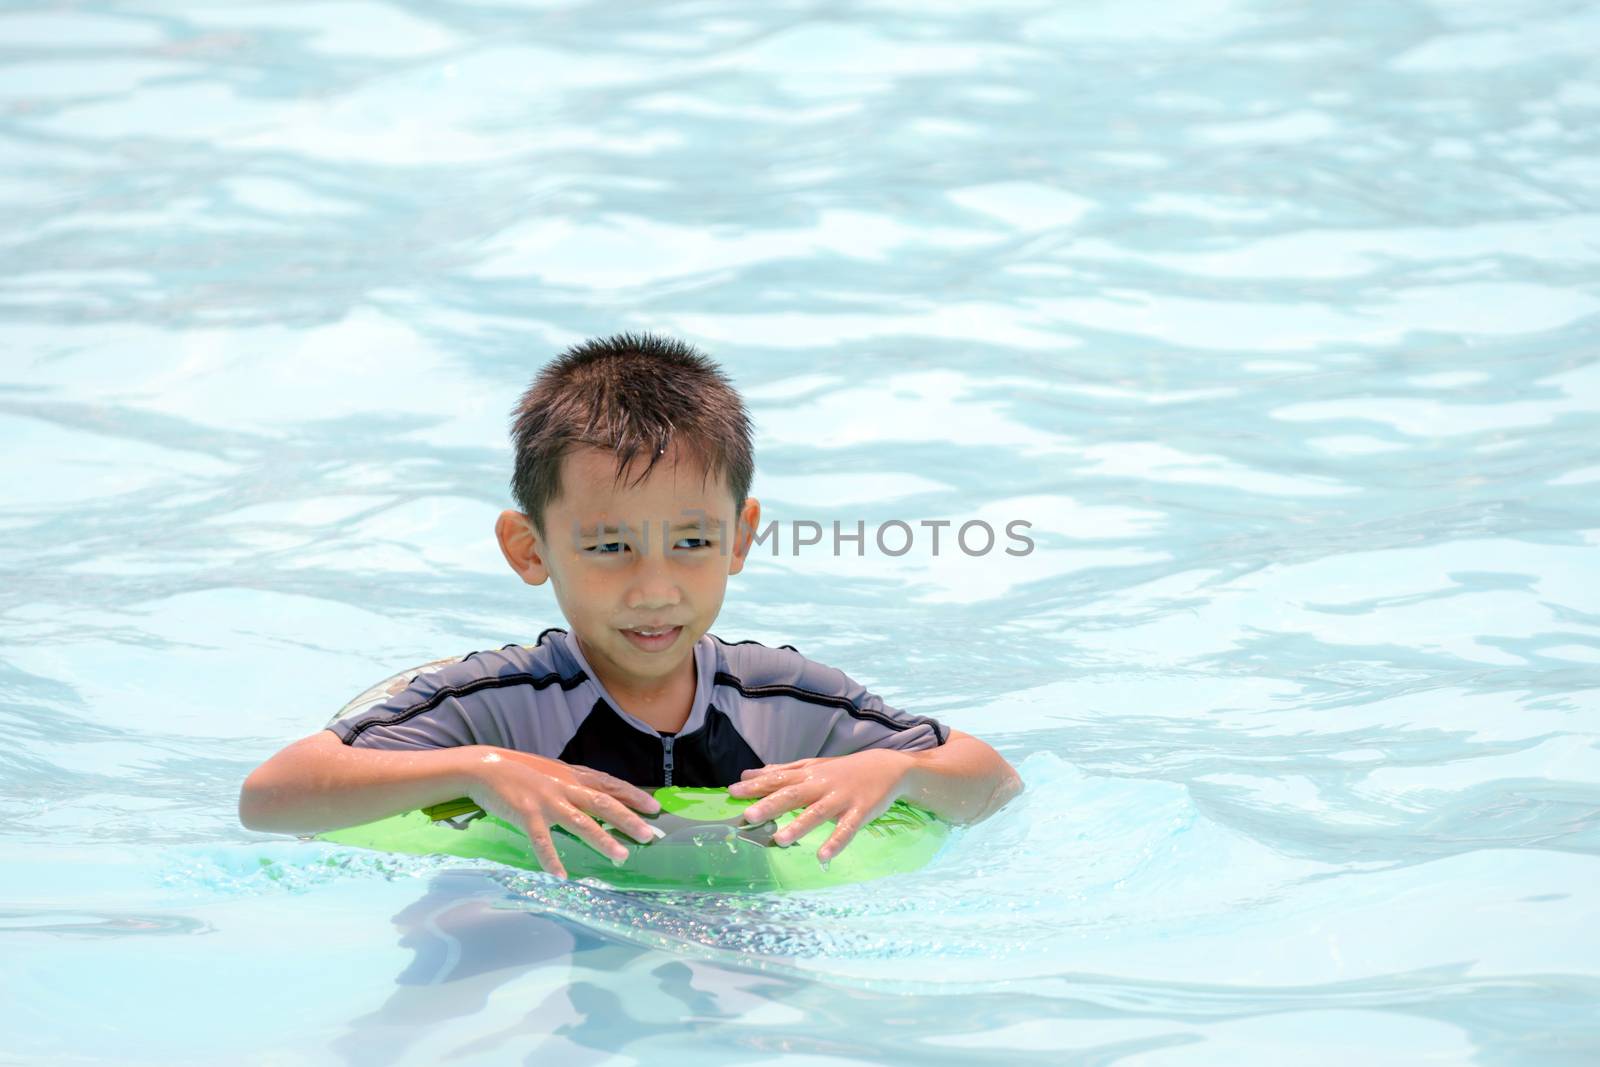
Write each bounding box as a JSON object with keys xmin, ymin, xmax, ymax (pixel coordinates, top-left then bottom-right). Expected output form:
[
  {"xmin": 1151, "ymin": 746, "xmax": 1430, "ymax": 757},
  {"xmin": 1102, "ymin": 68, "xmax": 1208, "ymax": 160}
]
[
  {"xmin": 238, "ymin": 731, "xmax": 661, "ymax": 878},
  {"xmin": 728, "ymin": 728, "xmax": 1022, "ymax": 863},
  {"xmin": 239, "ymin": 730, "xmax": 486, "ymax": 834},
  {"xmin": 898, "ymin": 728, "xmax": 1024, "ymax": 822}
]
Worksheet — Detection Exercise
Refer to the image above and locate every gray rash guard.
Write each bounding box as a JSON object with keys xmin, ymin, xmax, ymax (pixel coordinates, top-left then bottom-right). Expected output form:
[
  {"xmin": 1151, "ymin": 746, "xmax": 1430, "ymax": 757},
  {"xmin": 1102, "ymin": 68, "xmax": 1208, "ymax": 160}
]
[{"xmin": 325, "ymin": 628, "xmax": 948, "ymax": 788}]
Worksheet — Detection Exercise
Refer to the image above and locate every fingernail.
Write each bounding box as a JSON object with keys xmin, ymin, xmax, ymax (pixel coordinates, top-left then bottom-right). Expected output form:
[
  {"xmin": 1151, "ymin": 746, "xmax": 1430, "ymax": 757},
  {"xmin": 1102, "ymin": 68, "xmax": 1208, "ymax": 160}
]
[{"xmin": 649, "ymin": 826, "xmax": 665, "ymax": 840}]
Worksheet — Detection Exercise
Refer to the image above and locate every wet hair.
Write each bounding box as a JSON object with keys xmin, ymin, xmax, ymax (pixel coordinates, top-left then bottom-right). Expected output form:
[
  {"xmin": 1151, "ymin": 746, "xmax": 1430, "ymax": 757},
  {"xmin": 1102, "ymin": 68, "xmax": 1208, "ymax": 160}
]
[{"xmin": 510, "ymin": 333, "xmax": 754, "ymax": 536}]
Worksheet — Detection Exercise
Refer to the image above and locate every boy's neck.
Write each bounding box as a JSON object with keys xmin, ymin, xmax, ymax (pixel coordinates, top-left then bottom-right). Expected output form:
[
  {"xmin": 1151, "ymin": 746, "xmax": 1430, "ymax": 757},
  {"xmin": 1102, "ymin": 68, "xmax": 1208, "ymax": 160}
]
[{"xmin": 579, "ymin": 638, "xmax": 697, "ymax": 735}]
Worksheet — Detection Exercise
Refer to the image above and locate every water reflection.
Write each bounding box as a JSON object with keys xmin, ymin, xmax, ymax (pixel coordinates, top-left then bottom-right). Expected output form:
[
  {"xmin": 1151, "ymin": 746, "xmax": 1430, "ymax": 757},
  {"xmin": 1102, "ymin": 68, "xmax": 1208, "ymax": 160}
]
[
  {"xmin": 0, "ymin": 909, "xmax": 212, "ymax": 938},
  {"xmin": 333, "ymin": 870, "xmax": 1175, "ymax": 1066}
]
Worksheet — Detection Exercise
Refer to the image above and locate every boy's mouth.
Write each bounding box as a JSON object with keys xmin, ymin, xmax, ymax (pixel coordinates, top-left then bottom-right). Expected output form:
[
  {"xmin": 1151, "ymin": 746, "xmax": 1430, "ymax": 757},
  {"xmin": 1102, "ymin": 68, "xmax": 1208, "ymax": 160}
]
[{"xmin": 619, "ymin": 625, "xmax": 683, "ymax": 652}]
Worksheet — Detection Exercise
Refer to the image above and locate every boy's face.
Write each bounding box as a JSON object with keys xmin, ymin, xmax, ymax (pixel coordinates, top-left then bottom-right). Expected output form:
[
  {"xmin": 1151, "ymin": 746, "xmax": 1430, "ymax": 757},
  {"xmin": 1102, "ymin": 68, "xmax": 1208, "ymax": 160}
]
[{"xmin": 495, "ymin": 444, "xmax": 760, "ymax": 698}]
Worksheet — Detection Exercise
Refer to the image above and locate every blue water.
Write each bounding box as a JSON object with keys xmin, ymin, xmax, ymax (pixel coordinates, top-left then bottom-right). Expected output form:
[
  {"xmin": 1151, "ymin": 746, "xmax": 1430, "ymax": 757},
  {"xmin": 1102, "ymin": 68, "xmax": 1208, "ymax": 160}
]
[{"xmin": 4, "ymin": 1, "xmax": 1599, "ymax": 1063}]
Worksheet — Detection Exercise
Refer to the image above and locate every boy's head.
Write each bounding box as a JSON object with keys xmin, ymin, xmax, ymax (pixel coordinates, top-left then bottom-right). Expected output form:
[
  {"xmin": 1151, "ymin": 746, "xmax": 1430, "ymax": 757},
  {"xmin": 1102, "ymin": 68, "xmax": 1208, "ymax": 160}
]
[{"xmin": 495, "ymin": 333, "xmax": 761, "ymax": 697}]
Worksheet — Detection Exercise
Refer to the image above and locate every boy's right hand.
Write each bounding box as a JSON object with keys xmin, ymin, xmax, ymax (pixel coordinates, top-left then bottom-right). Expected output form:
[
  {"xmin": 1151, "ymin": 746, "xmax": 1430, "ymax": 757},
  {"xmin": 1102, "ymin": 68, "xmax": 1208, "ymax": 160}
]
[{"xmin": 461, "ymin": 749, "xmax": 662, "ymax": 879}]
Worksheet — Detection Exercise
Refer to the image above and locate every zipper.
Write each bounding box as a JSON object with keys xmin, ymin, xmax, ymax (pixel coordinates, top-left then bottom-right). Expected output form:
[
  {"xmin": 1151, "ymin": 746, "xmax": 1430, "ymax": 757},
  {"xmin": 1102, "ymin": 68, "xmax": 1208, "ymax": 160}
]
[{"xmin": 662, "ymin": 735, "xmax": 676, "ymax": 787}]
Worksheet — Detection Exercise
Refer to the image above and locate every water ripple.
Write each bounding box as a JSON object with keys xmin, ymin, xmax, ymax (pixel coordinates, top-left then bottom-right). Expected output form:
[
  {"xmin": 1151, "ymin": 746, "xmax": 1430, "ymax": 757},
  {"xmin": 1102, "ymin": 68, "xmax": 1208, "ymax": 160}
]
[{"xmin": 3, "ymin": 0, "xmax": 1598, "ymax": 1062}]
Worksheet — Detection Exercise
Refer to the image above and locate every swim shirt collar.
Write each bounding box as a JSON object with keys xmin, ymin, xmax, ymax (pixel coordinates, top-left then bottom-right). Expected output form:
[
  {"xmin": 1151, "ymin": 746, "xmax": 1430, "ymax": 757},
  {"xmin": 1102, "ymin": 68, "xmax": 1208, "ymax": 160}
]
[{"xmin": 554, "ymin": 628, "xmax": 715, "ymax": 738}]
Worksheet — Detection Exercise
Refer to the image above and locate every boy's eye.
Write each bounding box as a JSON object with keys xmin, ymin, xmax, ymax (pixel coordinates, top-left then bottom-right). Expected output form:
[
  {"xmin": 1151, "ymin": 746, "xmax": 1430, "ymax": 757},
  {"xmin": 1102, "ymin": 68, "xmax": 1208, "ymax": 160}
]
[{"xmin": 582, "ymin": 537, "xmax": 710, "ymax": 555}]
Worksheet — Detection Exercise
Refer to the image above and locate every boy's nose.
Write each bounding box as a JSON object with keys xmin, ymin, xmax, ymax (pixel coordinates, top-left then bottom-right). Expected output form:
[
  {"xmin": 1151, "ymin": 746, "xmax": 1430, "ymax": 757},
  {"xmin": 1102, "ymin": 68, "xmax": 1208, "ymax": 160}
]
[
  {"xmin": 625, "ymin": 554, "xmax": 682, "ymax": 611},
  {"xmin": 625, "ymin": 583, "xmax": 682, "ymax": 611}
]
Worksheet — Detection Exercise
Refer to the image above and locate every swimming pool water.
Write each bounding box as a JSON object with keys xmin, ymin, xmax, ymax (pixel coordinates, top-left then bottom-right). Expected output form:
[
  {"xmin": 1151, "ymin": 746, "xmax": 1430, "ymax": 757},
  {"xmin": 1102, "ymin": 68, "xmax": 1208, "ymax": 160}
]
[{"xmin": 3, "ymin": 1, "xmax": 1598, "ymax": 1063}]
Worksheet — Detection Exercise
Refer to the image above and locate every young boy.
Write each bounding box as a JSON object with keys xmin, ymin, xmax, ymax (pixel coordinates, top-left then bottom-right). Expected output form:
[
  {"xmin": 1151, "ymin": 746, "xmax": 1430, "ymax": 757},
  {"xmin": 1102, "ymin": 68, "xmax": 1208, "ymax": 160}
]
[{"xmin": 239, "ymin": 334, "xmax": 1021, "ymax": 878}]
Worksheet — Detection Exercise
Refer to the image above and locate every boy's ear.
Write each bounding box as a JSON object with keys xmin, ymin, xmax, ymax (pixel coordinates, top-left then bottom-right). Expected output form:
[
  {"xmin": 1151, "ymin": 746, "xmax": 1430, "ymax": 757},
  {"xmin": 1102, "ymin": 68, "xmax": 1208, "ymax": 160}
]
[
  {"xmin": 728, "ymin": 498, "xmax": 762, "ymax": 576},
  {"xmin": 495, "ymin": 509, "xmax": 551, "ymax": 586}
]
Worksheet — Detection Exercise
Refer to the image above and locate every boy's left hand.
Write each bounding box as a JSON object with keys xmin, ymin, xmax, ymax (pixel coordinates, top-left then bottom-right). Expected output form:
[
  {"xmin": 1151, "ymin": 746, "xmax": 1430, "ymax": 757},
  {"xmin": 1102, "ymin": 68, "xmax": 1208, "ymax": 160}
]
[{"xmin": 727, "ymin": 749, "xmax": 913, "ymax": 864}]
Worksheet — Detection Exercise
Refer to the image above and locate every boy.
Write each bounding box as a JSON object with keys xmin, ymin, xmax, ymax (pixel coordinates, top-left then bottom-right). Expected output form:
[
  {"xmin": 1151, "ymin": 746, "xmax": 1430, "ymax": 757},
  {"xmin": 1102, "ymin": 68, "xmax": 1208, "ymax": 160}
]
[{"xmin": 239, "ymin": 334, "xmax": 1021, "ymax": 878}]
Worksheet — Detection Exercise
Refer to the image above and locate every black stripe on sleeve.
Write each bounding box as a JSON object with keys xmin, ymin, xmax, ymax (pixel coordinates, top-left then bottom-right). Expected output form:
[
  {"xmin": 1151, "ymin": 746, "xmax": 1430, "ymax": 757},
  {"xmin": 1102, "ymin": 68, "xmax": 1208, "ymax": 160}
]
[
  {"xmin": 712, "ymin": 670, "xmax": 946, "ymax": 743},
  {"xmin": 341, "ymin": 669, "xmax": 588, "ymax": 743}
]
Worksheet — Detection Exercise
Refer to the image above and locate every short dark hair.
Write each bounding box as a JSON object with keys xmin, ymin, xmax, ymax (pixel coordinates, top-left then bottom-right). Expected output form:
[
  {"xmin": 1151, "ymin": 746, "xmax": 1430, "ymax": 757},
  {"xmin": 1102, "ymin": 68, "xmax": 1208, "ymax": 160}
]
[{"xmin": 510, "ymin": 333, "xmax": 754, "ymax": 536}]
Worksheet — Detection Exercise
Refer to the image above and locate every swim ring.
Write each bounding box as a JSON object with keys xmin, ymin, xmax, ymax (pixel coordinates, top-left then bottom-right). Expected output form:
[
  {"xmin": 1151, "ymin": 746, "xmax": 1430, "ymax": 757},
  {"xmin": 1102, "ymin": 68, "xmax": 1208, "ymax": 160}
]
[{"xmin": 317, "ymin": 787, "xmax": 949, "ymax": 891}]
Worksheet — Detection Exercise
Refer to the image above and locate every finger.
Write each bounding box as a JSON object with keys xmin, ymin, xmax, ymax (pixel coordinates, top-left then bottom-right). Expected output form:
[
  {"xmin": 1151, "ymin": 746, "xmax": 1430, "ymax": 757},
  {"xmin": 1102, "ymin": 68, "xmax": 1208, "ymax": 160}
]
[
  {"xmin": 742, "ymin": 783, "xmax": 818, "ymax": 824},
  {"xmin": 578, "ymin": 787, "xmax": 662, "ymax": 845},
  {"xmin": 521, "ymin": 818, "xmax": 567, "ymax": 880},
  {"xmin": 772, "ymin": 795, "xmax": 843, "ymax": 847},
  {"xmin": 728, "ymin": 767, "xmax": 798, "ymax": 798},
  {"xmin": 726, "ymin": 775, "xmax": 772, "ymax": 798},
  {"xmin": 585, "ymin": 770, "xmax": 662, "ymax": 814},
  {"xmin": 817, "ymin": 809, "xmax": 866, "ymax": 865},
  {"xmin": 739, "ymin": 759, "xmax": 813, "ymax": 779},
  {"xmin": 553, "ymin": 804, "xmax": 630, "ymax": 864}
]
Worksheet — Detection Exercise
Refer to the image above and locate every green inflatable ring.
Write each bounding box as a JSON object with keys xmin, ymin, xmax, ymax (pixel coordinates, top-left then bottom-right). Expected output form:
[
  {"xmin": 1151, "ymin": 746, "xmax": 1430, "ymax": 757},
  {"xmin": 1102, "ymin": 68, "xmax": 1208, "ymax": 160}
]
[{"xmin": 317, "ymin": 787, "xmax": 950, "ymax": 891}]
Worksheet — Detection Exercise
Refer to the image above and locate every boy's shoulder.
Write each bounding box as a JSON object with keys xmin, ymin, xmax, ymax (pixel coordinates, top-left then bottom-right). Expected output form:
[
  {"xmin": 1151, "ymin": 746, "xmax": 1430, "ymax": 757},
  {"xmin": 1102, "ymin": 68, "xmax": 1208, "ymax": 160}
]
[
  {"xmin": 705, "ymin": 633, "xmax": 949, "ymax": 748},
  {"xmin": 705, "ymin": 631, "xmax": 800, "ymax": 671},
  {"xmin": 326, "ymin": 629, "xmax": 575, "ymax": 731},
  {"xmin": 705, "ymin": 632, "xmax": 874, "ymax": 708}
]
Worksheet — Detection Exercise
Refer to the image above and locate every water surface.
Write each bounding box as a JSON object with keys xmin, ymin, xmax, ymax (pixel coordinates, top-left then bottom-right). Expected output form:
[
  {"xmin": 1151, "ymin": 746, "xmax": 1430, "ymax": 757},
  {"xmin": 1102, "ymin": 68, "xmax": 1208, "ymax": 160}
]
[{"xmin": 3, "ymin": 1, "xmax": 1599, "ymax": 1063}]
